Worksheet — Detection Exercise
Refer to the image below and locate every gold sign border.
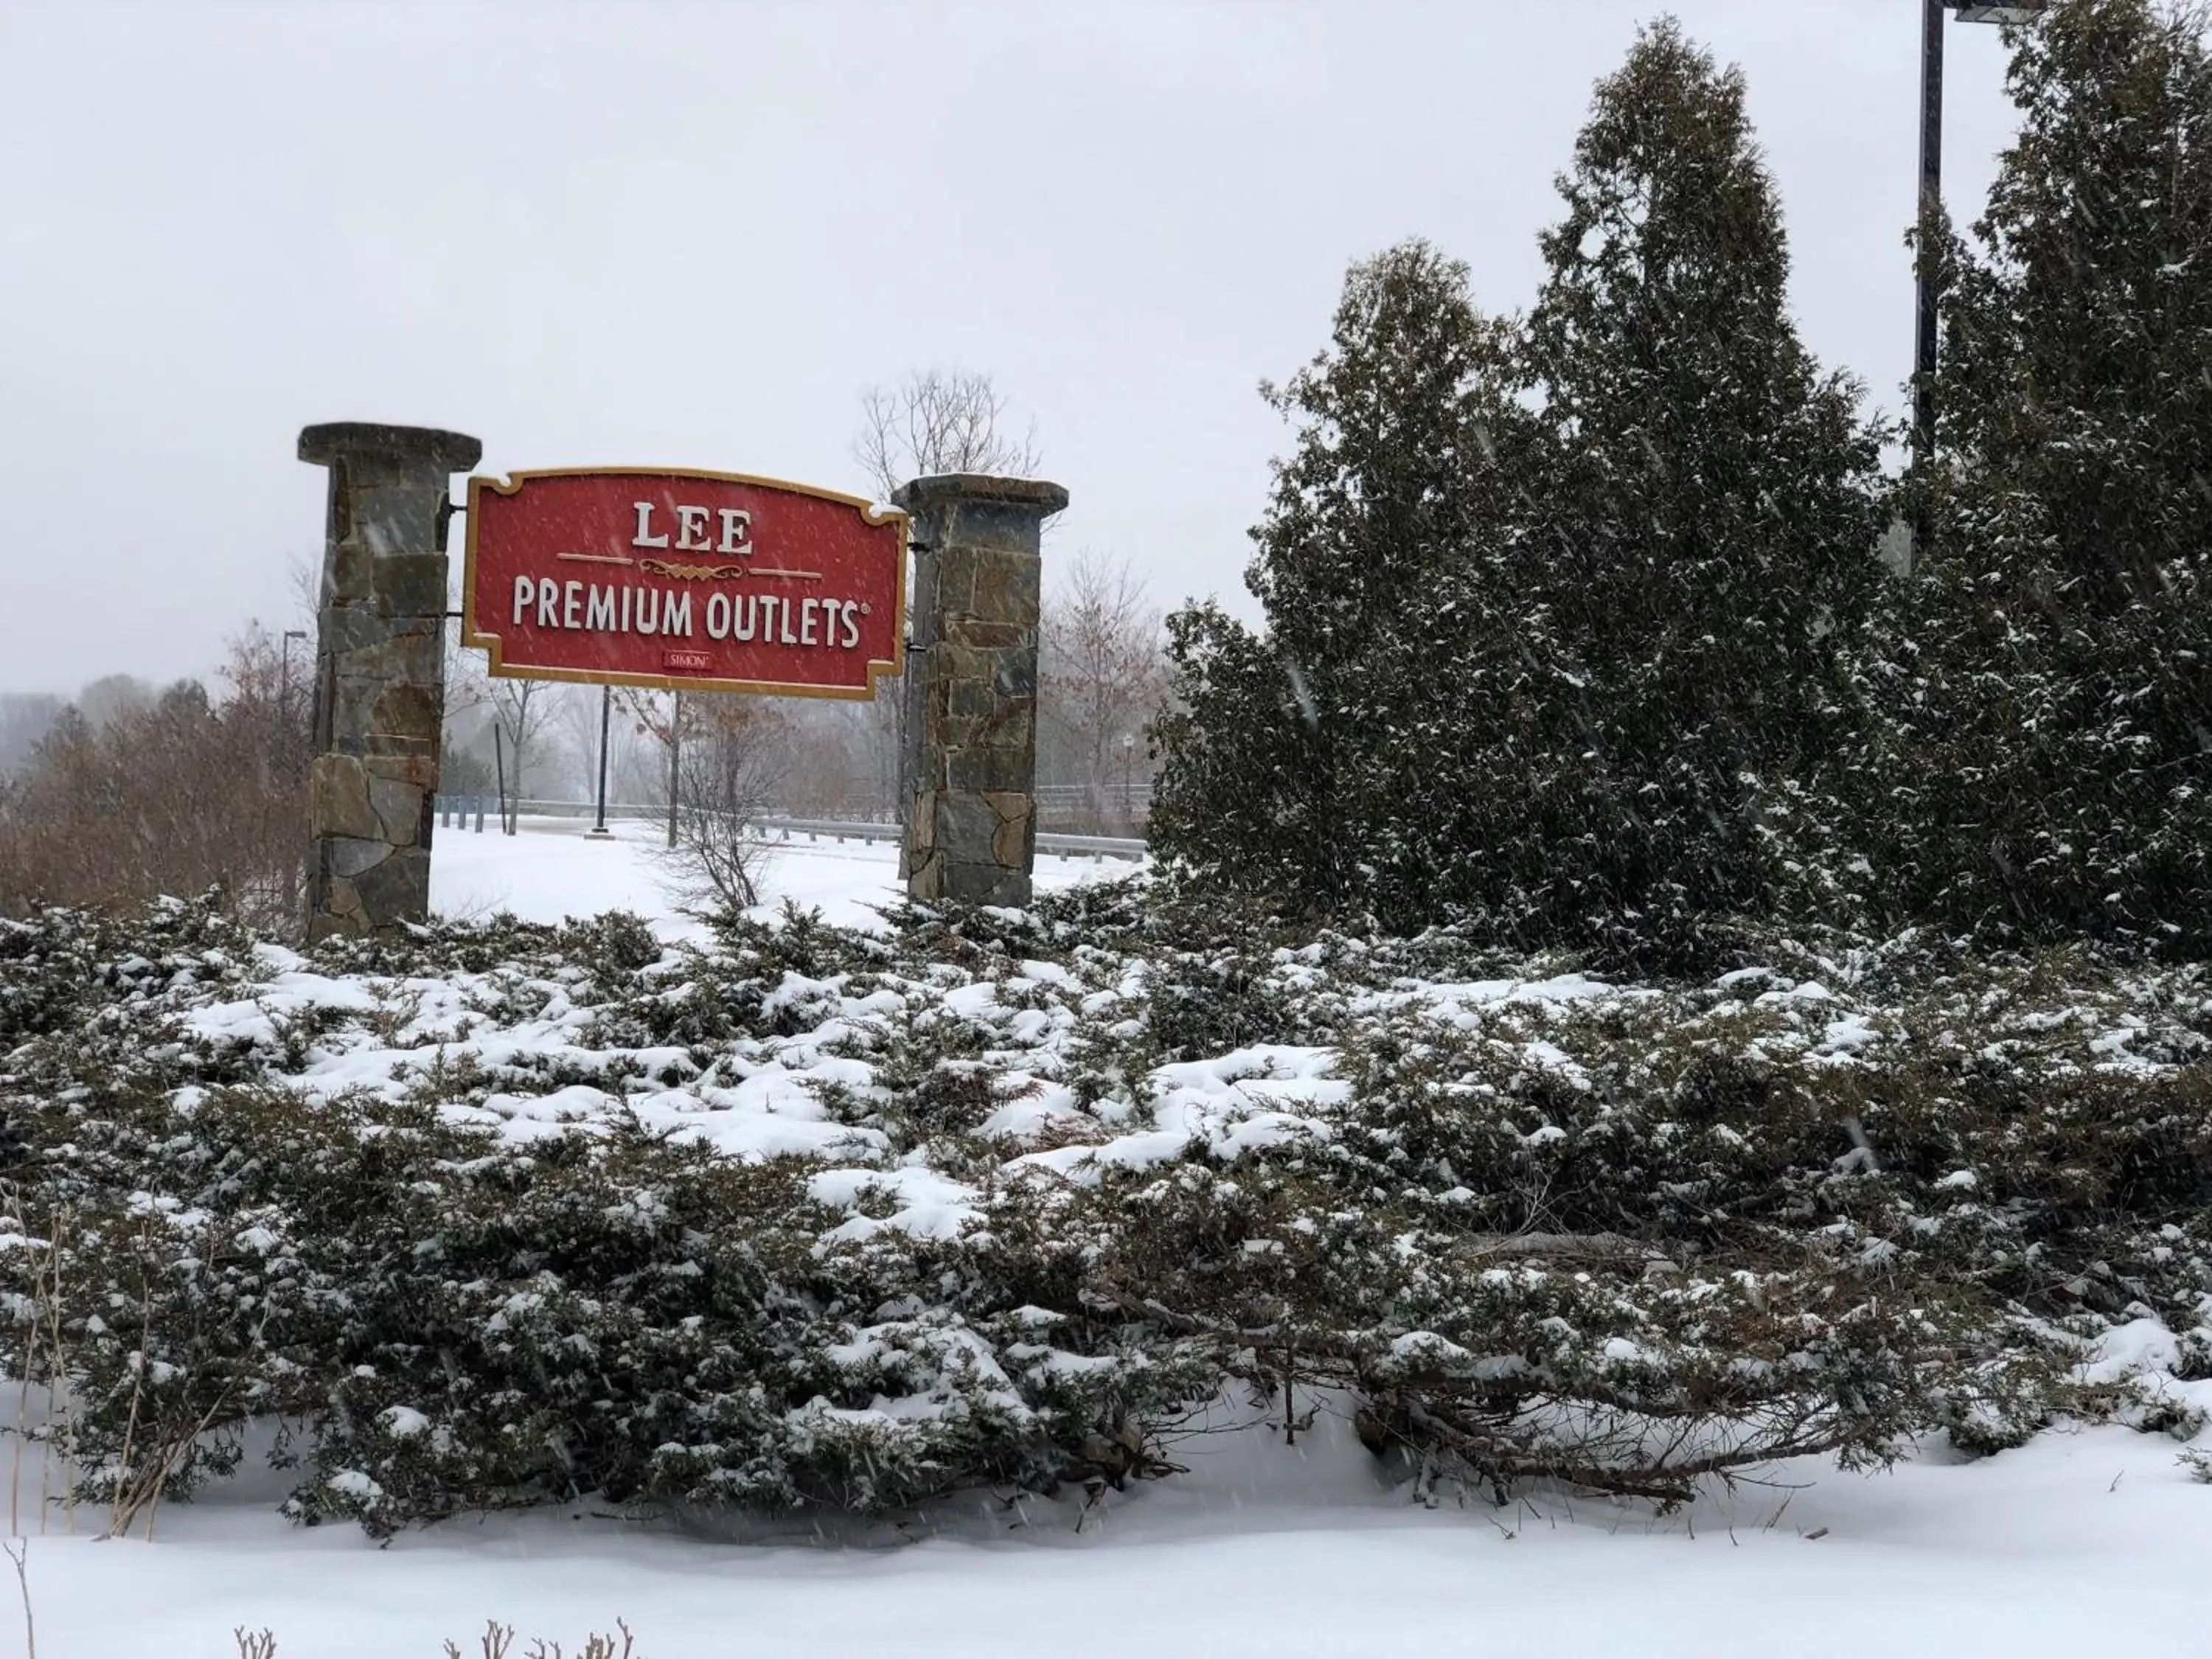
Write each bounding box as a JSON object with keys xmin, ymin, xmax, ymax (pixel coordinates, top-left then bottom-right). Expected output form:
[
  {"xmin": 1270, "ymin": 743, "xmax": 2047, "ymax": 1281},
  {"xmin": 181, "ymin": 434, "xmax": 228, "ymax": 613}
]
[{"xmin": 461, "ymin": 466, "xmax": 909, "ymax": 701}]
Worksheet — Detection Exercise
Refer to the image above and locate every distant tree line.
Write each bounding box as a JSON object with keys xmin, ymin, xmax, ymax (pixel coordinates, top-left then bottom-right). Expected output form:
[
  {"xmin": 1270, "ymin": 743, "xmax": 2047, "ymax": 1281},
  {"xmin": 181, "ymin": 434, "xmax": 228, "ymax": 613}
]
[
  {"xmin": 0, "ymin": 630, "xmax": 310, "ymax": 933},
  {"xmin": 1152, "ymin": 0, "xmax": 2212, "ymax": 968}
]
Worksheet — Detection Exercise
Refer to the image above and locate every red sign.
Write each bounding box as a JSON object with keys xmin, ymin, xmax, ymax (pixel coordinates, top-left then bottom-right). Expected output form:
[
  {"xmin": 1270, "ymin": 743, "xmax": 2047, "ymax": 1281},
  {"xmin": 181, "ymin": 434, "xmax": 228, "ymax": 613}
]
[{"xmin": 462, "ymin": 467, "xmax": 906, "ymax": 699}]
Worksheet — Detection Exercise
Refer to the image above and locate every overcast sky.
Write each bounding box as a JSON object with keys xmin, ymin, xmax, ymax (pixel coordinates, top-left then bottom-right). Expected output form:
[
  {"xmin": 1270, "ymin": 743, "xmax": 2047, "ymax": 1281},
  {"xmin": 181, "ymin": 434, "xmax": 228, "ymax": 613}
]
[{"xmin": 0, "ymin": 1, "xmax": 2020, "ymax": 695}]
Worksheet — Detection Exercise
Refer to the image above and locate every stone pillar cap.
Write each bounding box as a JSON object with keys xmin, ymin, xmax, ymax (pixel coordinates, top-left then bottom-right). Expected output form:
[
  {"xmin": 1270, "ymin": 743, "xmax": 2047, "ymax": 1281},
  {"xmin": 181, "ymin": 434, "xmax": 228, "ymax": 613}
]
[
  {"xmin": 299, "ymin": 422, "xmax": 484, "ymax": 473},
  {"xmin": 893, "ymin": 473, "xmax": 1069, "ymax": 516}
]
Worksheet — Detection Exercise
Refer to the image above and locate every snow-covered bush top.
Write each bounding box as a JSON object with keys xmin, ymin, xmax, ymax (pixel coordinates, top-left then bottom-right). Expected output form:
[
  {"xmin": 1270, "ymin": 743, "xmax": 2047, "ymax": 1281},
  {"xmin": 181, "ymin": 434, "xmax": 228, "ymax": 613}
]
[{"xmin": 5, "ymin": 887, "xmax": 2209, "ymax": 1535}]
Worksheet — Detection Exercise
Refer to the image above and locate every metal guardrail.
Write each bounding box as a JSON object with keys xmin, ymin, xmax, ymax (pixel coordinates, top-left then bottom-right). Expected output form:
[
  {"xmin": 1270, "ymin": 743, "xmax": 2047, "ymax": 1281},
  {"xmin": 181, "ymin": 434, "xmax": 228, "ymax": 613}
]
[
  {"xmin": 758, "ymin": 817, "xmax": 1144, "ymax": 863},
  {"xmin": 500, "ymin": 792, "xmax": 1147, "ymax": 830},
  {"xmin": 512, "ymin": 797, "xmax": 678, "ymax": 821},
  {"xmin": 434, "ymin": 797, "xmax": 1146, "ymax": 863}
]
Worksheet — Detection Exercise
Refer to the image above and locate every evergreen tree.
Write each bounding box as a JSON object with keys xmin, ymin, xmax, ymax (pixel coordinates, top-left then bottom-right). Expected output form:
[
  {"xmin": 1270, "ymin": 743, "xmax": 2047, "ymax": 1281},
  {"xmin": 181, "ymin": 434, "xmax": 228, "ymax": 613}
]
[
  {"xmin": 1503, "ymin": 17, "xmax": 1886, "ymax": 963},
  {"xmin": 1158, "ymin": 29, "xmax": 1888, "ymax": 960},
  {"xmin": 1147, "ymin": 597, "xmax": 1335, "ymax": 908},
  {"xmin": 1149, "ymin": 241, "xmax": 1524, "ymax": 917},
  {"xmin": 1879, "ymin": 0, "xmax": 2212, "ymax": 949}
]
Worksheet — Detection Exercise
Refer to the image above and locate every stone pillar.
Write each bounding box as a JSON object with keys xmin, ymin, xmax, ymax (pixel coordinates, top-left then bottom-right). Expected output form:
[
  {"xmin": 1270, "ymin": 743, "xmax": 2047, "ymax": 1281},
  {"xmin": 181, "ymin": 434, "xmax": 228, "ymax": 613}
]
[
  {"xmin": 896, "ymin": 473, "xmax": 1067, "ymax": 906},
  {"xmin": 297, "ymin": 422, "xmax": 483, "ymax": 940}
]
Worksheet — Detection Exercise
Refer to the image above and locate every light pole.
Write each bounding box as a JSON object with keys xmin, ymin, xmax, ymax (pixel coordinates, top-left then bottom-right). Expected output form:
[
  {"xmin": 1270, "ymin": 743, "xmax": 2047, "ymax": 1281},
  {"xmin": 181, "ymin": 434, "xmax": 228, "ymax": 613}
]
[
  {"xmin": 1914, "ymin": 2, "xmax": 2046, "ymax": 549},
  {"xmin": 589, "ymin": 684, "xmax": 614, "ymax": 839}
]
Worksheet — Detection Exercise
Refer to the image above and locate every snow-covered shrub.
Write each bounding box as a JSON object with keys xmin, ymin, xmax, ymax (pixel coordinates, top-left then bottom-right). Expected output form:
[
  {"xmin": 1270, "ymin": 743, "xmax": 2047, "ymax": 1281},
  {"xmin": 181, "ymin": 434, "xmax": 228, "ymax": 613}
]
[{"xmin": 6, "ymin": 891, "xmax": 2211, "ymax": 1535}]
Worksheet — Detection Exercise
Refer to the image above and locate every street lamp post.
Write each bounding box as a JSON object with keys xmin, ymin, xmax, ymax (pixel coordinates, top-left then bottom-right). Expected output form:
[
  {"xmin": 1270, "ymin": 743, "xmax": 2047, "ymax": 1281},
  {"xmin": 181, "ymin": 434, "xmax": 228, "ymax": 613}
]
[
  {"xmin": 1914, "ymin": 1, "xmax": 2047, "ymax": 553},
  {"xmin": 589, "ymin": 684, "xmax": 614, "ymax": 840},
  {"xmin": 1914, "ymin": 0, "xmax": 1947, "ymax": 488}
]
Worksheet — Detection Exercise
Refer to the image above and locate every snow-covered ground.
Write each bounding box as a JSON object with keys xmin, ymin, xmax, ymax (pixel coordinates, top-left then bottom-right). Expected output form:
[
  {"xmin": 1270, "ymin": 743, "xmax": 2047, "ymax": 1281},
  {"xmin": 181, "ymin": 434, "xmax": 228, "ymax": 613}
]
[
  {"xmin": 17, "ymin": 824, "xmax": 2212, "ymax": 1658},
  {"xmin": 429, "ymin": 815, "xmax": 1127, "ymax": 938},
  {"xmin": 14, "ymin": 1418, "xmax": 2210, "ymax": 1658}
]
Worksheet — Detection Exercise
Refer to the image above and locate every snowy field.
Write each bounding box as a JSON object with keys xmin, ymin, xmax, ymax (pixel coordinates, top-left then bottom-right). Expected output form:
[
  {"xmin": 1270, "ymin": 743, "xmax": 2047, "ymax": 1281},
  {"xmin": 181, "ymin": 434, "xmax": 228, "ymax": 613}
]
[
  {"xmin": 14, "ymin": 822, "xmax": 2212, "ymax": 1659},
  {"xmin": 14, "ymin": 1414, "xmax": 2210, "ymax": 1657},
  {"xmin": 428, "ymin": 815, "xmax": 1127, "ymax": 938}
]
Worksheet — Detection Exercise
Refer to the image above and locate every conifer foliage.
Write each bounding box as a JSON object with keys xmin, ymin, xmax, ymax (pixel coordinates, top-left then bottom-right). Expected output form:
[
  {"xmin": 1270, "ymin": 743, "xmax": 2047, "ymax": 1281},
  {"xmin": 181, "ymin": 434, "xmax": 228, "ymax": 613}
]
[
  {"xmin": 1149, "ymin": 243, "xmax": 1522, "ymax": 921},
  {"xmin": 1876, "ymin": 0, "xmax": 2212, "ymax": 950},
  {"xmin": 1511, "ymin": 21, "xmax": 1885, "ymax": 960},
  {"xmin": 1152, "ymin": 22, "xmax": 1885, "ymax": 963}
]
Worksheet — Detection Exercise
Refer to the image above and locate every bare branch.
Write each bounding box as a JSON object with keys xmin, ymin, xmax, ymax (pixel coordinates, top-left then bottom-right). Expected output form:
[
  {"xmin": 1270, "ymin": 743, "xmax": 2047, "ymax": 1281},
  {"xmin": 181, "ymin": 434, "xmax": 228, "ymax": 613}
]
[
  {"xmin": 1039, "ymin": 550, "xmax": 1167, "ymax": 830},
  {"xmin": 655, "ymin": 695, "xmax": 785, "ymax": 911},
  {"xmin": 4, "ymin": 1538, "xmax": 32, "ymax": 1659},
  {"xmin": 851, "ymin": 369, "xmax": 1042, "ymax": 500}
]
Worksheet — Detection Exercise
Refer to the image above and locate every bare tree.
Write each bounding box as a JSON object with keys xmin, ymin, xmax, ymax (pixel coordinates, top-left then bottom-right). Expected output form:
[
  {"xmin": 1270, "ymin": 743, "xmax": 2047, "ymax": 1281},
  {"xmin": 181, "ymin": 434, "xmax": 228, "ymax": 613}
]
[
  {"xmin": 633, "ymin": 687, "xmax": 866, "ymax": 822},
  {"xmin": 0, "ymin": 694, "xmax": 63, "ymax": 778},
  {"xmin": 1040, "ymin": 552, "xmax": 1167, "ymax": 832},
  {"xmin": 851, "ymin": 369, "xmax": 1045, "ymax": 818},
  {"xmin": 0, "ymin": 627, "xmax": 310, "ymax": 934},
  {"xmin": 657, "ymin": 695, "xmax": 785, "ymax": 911},
  {"xmin": 613, "ymin": 686, "xmax": 684, "ymax": 847},
  {"xmin": 770, "ymin": 698, "xmax": 872, "ymax": 818},
  {"xmin": 74, "ymin": 675, "xmax": 155, "ymax": 731},
  {"xmin": 446, "ymin": 638, "xmax": 554, "ymax": 816},
  {"xmin": 288, "ymin": 552, "xmax": 320, "ymax": 631},
  {"xmin": 555, "ymin": 683, "xmax": 611, "ymax": 804},
  {"xmin": 852, "ymin": 369, "xmax": 1042, "ymax": 501}
]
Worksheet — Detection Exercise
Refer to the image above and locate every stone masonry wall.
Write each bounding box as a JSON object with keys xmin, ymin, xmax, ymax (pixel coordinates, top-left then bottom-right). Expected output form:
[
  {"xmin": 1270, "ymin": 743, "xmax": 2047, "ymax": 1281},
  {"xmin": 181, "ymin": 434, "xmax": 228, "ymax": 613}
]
[
  {"xmin": 298, "ymin": 422, "xmax": 482, "ymax": 939},
  {"xmin": 896, "ymin": 474, "xmax": 1068, "ymax": 906}
]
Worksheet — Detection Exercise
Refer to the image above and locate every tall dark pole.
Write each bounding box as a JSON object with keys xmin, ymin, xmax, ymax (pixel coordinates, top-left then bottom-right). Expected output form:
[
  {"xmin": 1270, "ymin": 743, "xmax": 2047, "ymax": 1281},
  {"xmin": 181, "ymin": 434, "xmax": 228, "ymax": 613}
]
[
  {"xmin": 592, "ymin": 684, "xmax": 613, "ymax": 837},
  {"xmin": 1913, "ymin": 0, "xmax": 1947, "ymax": 538}
]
